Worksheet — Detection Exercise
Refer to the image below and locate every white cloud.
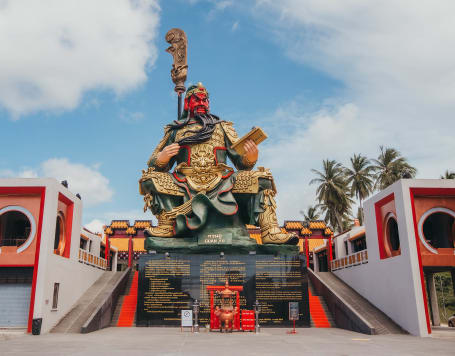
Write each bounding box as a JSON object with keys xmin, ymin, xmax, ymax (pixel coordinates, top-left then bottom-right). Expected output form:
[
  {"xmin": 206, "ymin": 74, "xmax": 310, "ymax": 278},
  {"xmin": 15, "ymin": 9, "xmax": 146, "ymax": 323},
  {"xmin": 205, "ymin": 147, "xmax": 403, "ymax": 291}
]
[
  {"xmin": 260, "ymin": 103, "xmax": 370, "ymax": 221},
  {"xmin": 119, "ymin": 110, "xmax": 145, "ymax": 123},
  {"xmin": 250, "ymin": 1, "xmax": 455, "ymax": 221},
  {"xmin": 231, "ymin": 21, "xmax": 239, "ymax": 32},
  {"xmin": 0, "ymin": 0, "xmax": 160, "ymax": 117},
  {"xmin": 254, "ymin": 1, "xmax": 455, "ymax": 111},
  {"xmin": 103, "ymin": 209, "xmax": 152, "ymax": 223},
  {"xmin": 41, "ymin": 158, "xmax": 113, "ymax": 206},
  {"xmin": 206, "ymin": 0, "xmax": 232, "ymax": 19},
  {"xmin": 1, "ymin": 158, "xmax": 114, "ymax": 205},
  {"xmin": 0, "ymin": 168, "xmax": 39, "ymax": 178},
  {"xmin": 84, "ymin": 219, "xmax": 105, "ymax": 234}
]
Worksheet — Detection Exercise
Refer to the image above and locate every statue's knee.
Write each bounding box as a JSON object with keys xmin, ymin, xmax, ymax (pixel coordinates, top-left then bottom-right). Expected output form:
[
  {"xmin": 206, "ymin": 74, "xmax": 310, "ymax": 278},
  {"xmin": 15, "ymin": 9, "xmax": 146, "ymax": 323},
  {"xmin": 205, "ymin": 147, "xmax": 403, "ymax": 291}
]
[{"xmin": 258, "ymin": 178, "xmax": 273, "ymax": 191}]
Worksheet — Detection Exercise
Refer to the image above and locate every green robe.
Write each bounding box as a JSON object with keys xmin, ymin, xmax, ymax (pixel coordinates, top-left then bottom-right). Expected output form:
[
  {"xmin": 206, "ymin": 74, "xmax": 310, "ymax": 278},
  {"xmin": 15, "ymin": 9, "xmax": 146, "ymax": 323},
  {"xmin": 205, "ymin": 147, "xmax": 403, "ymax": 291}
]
[{"xmin": 140, "ymin": 117, "xmax": 272, "ymax": 237}]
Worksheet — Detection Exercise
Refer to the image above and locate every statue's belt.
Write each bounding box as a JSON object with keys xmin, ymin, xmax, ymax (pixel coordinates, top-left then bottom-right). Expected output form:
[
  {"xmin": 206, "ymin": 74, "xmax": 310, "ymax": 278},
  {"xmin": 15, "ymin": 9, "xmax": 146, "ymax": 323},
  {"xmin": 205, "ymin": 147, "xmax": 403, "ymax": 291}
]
[
  {"xmin": 140, "ymin": 165, "xmax": 276, "ymax": 196},
  {"xmin": 175, "ymin": 163, "xmax": 233, "ymax": 193}
]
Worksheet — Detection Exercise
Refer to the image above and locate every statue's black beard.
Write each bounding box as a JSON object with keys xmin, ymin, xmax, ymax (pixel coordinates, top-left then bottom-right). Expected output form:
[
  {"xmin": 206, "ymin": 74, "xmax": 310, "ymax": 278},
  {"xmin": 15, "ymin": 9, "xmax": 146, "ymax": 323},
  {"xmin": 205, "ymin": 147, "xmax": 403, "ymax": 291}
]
[{"xmin": 169, "ymin": 113, "xmax": 223, "ymax": 146}]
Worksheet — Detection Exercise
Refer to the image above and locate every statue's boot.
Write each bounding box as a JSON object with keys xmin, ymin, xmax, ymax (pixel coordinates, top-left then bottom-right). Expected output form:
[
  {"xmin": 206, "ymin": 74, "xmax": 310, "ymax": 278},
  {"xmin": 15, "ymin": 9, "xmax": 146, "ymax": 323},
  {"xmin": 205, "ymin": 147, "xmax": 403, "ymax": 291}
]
[
  {"xmin": 259, "ymin": 189, "xmax": 298, "ymax": 244},
  {"xmin": 144, "ymin": 212, "xmax": 174, "ymax": 238}
]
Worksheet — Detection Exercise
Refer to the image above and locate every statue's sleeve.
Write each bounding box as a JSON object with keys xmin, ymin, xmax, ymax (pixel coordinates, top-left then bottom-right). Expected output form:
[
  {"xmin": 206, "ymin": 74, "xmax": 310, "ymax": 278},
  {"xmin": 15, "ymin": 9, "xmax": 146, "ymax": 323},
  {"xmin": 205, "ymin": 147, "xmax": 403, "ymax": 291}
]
[
  {"xmin": 221, "ymin": 121, "xmax": 255, "ymax": 171},
  {"xmin": 147, "ymin": 127, "xmax": 175, "ymax": 172}
]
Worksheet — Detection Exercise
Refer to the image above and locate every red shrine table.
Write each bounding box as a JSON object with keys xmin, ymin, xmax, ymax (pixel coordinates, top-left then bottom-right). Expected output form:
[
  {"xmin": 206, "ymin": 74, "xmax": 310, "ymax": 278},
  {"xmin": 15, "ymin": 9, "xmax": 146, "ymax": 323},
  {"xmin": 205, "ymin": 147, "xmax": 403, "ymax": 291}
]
[{"xmin": 206, "ymin": 285, "xmax": 254, "ymax": 331}]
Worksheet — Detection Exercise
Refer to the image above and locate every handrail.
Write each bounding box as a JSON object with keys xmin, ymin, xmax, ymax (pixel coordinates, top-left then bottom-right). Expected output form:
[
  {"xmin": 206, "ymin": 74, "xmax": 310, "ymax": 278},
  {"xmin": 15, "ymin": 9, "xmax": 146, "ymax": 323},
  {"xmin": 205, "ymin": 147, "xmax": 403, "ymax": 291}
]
[
  {"xmin": 331, "ymin": 250, "xmax": 368, "ymax": 271},
  {"xmin": 78, "ymin": 248, "xmax": 107, "ymax": 270}
]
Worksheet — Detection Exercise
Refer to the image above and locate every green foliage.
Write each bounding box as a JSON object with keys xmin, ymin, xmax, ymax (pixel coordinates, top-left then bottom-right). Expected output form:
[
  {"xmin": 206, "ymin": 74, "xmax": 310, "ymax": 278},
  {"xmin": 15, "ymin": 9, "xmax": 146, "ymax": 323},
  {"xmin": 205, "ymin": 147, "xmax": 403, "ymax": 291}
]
[
  {"xmin": 372, "ymin": 146, "xmax": 417, "ymax": 190},
  {"xmin": 310, "ymin": 159, "xmax": 353, "ymax": 232},
  {"xmin": 345, "ymin": 153, "xmax": 374, "ymax": 206},
  {"xmin": 441, "ymin": 170, "xmax": 455, "ymax": 179},
  {"xmin": 435, "ymin": 272, "xmax": 455, "ymax": 324},
  {"xmin": 300, "ymin": 205, "xmax": 320, "ymax": 222},
  {"xmin": 310, "ymin": 146, "xmax": 417, "ymax": 232}
]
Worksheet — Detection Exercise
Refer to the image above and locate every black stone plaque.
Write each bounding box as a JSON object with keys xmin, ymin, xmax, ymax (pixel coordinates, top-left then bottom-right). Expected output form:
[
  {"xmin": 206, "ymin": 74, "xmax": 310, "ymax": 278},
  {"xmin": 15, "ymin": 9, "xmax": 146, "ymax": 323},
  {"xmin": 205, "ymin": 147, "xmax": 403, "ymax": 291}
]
[{"xmin": 136, "ymin": 253, "xmax": 309, "ymax": 327}]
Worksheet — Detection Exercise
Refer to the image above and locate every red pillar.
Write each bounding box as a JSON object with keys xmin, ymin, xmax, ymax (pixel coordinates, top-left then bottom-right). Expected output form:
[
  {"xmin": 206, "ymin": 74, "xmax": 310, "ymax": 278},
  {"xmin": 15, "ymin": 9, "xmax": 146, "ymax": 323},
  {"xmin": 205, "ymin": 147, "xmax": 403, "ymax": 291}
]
[
  {"xmin": 128, "ymin": 236, "xmax": 133, "ymax": 268},
  {"xmin": 106, "ymin": 235, "xmax": 110, "ymax": 270},
  {"xmin": 305, "ymin": 237, "xmax": 309, "ymax": 268},
  {"xmin": 328, "ymin": 236, "xmax": 333, "ymax": 271}
]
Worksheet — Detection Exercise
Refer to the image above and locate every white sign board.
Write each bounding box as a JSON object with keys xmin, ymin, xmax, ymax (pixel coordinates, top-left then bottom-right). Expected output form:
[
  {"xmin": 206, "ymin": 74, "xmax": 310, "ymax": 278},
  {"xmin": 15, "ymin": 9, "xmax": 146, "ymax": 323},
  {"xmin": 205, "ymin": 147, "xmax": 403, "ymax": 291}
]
[{"xmin": 181, "ymin": 310, "xmax": 193, "ymax": 327}]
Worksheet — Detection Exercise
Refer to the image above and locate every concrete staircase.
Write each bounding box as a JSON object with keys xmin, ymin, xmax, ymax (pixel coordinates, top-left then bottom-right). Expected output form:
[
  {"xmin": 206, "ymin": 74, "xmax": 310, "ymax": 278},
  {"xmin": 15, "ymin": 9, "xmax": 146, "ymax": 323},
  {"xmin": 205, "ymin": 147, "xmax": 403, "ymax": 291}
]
[
  {"xmin": 308, "ymin": 281, "xmax": 334, "ymax": 327},
  {"xmin": 313, "ymin": 271, "xmax": 405, "ymax": 335},
  {"xmin": 51, "ymin": 271, "xmax": 124, "ymax": 333}
]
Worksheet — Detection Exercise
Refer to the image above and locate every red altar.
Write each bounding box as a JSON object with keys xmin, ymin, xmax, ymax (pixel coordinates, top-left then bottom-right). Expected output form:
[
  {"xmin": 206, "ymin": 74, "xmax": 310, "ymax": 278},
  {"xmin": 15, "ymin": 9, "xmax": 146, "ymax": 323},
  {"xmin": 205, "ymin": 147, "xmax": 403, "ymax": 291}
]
[{"xmin": 206, "ymin": 283, "xmax": 255, "ymax": 331}]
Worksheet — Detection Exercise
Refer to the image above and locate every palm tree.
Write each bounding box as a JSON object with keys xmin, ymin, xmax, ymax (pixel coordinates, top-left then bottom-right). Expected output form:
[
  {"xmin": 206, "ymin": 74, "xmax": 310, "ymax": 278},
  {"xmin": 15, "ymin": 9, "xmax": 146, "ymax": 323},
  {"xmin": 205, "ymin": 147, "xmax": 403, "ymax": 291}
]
[
  {"xmin": 300, "ymin": 206, "xmax": 320, "ymax": 222},
  {"xmin": 372, "ymin": 146, "xmax": 417, "ymax": 190},
  {"xmin": 441, "ymin": 170, "xmax": 455, "ymax": 179},
  {"xmin": 317, "ymin": 201, "xmax": 351, "ymax": 232},
  {"xmin": 345, "ymin": 154, "xmax": 374, "ymax": 214},
  {"xmin": 310, "ymin": 159, "xmax": 353, "ymax": 232}
]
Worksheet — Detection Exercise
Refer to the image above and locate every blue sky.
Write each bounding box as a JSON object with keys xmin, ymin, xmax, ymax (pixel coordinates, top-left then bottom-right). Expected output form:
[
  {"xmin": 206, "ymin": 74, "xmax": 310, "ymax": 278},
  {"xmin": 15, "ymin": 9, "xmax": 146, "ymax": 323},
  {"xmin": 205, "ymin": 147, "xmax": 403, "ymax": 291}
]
[{"xmin": 1, "ymin": 1, "xmax": 454, "ymax": 232}]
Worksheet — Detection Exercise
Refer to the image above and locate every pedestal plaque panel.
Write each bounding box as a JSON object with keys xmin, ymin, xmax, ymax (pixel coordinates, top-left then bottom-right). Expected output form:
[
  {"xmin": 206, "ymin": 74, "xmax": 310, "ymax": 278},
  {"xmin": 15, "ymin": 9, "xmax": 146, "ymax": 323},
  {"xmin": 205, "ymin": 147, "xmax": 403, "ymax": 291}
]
[{"xmin": 136, "ymin": 253, "xmax": 309, "ymax": 327}]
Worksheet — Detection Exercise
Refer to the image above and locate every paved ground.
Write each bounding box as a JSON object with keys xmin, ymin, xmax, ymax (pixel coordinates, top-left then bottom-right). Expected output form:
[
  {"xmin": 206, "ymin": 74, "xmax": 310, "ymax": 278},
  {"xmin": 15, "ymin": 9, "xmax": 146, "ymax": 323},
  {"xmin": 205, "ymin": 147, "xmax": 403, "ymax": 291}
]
[{"xmin": 1, "ymin": 327, "xmax": 455, "ymax": 356}]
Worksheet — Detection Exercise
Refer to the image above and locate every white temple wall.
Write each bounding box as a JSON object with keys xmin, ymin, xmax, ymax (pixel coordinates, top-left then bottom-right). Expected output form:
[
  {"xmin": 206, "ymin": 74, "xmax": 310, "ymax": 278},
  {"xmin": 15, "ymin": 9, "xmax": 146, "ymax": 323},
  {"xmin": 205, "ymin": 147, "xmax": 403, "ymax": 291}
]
[{"xmin": 333, "ymin": 180, "xmax": 428, "ymax": 336}]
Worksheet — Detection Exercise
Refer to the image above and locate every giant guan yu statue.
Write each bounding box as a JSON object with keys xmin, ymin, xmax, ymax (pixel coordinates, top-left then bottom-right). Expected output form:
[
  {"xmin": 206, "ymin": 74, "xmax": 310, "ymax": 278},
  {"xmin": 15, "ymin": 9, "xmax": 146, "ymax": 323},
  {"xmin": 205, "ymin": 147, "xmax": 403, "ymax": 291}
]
[{"xmin": 139, "ymin": 29, "xmax": 297, "ymax": 250}]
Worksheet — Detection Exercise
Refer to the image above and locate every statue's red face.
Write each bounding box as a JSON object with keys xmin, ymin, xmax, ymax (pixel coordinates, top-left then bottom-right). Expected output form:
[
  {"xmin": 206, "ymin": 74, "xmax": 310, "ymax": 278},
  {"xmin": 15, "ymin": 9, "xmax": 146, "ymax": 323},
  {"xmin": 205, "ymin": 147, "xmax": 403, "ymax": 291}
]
[{"xmin": 185, "ymin": 92, "xmax": 209, "ymax": 116}]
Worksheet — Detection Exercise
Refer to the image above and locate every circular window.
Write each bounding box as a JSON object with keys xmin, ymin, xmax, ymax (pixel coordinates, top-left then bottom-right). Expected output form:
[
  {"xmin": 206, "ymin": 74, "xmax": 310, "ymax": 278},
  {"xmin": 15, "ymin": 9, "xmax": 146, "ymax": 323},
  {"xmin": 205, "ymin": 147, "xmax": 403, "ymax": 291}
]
[
  {"xmin": 0, "ymin": 206, "xmax": 37, "ymax": 253},
  {"xmin": 384, "ymin": 213, "xmax": 400, "ymax": 257},
  {"xmin": 422, "ymin": 212, "xmax": 455, "ymax": 249},
  {"xmin": 418, "ymin": 207, "xmax": 455, "ymax": 254},
  {"xmin": 54, "ymin": 213, "xmax": 66, "ymax": 256}
]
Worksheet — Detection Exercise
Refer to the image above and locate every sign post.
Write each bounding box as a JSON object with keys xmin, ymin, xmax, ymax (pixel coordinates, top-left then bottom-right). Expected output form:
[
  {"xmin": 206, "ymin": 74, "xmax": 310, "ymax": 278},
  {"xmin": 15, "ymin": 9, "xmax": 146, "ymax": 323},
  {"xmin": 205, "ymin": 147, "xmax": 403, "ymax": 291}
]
[
  {"xmin": 287, "ymin": 302, "xmax": 299, "ymax": 334},
  {"xmin": 181, "ymin": 310, "xmax": 193, "ymax": 332}
]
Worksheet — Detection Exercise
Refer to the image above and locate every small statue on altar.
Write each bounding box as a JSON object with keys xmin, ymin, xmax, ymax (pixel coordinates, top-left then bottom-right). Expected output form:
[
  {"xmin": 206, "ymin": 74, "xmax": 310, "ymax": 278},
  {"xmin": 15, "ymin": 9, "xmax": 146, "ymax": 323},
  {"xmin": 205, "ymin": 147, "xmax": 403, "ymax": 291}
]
[{"xmin": 214, "ymin": 281, "xmax": 238, "ymax": 332}]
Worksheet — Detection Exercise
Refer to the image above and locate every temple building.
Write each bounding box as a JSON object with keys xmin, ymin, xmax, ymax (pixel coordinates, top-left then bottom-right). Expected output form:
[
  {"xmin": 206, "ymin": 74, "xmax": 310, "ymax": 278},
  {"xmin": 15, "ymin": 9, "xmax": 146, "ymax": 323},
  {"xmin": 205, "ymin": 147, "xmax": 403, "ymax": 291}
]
[{"xmin": 2, "ymin": 177, "xmax": 454, "ymax": 337}]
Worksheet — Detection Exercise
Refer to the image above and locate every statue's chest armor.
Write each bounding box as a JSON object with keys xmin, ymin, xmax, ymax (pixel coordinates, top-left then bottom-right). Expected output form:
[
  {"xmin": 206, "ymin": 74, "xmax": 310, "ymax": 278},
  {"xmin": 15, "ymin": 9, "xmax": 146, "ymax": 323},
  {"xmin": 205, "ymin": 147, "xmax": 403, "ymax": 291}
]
[
  {"xmin": 175, "ymin": 123, "xmax": 227, "ymax": 193},
  {"xmin": 175, "ymin": 123, "xmax": 225, "ymax": 168}
]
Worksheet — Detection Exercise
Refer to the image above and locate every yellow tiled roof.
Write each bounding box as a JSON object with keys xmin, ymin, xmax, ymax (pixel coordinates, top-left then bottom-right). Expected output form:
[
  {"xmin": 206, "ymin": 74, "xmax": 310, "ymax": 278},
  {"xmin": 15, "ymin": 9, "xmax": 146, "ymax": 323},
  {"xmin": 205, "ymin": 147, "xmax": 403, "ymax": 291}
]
[
  {"xmin": 281, "ymin": 227, "xmax": 288, "ymax": 234},
  {"xmin": 308, "ymin": 239, "xmax": 325, "ymax": 252},
  {"xmin": 134, "ymin": 220, "xmax": 151, "ymax": 229},
  {"xmin": 246, "ymin": 224, "xmax": 259, "ymax": 229},
  {"xmin": 285, "ymin": 221, "xmax": 303, "ymax": 230},
  {"xmin": 324, "ymin": 227, "xmax": 333, "ymax": 236},
  {"xmin": 133, "ymin": 238, "xmax": 145, "ymax": 251},
  {"xmin": 104, "ymin": 227, "xmax": 113, "ymax": 235},
  {"xmin": 111, "ymin": 220, "xmax": 129, "ymax": 229},
  {"xmin": 309, "ymin": 221, "xmax": 326, "ymax": 229},
  {"xmin": 125, "ymin": 227, "xmax": 136, "ymax": 235},
  {"xmin": 109, "ymin": 238, "xmax": 129, "ymax": 251},
  {"xmin": 301, "ymin": 227, "xmax": 312, "ymax": 235}
]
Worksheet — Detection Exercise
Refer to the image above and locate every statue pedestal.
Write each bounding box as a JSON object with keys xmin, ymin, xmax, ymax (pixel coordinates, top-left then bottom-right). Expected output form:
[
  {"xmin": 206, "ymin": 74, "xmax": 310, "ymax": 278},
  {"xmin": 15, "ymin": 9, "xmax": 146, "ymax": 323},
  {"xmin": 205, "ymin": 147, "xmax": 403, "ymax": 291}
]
[
  {"xmin": 144, "ymin": 234, "xmax": 299, "ymax": 255},
  {"xmin": 136, "ymin": 251, "xmax": 310, "ymax": 328}
]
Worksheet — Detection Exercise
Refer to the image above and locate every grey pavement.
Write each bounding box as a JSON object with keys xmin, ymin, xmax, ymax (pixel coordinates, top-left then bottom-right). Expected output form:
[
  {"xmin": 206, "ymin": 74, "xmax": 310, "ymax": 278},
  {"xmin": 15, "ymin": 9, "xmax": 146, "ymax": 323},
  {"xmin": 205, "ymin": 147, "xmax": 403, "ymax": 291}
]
[{"xmin": 1, "ymin": 327, "xmax": 455, "ymax": 356}]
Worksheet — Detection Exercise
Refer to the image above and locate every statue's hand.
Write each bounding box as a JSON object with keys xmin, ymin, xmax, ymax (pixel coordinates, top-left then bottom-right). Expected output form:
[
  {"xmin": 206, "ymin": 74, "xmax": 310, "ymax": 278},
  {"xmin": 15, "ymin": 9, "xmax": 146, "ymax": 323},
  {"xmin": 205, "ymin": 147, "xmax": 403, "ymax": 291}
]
[
  {"xmin": 156, "ymin": 143, "xmax": 180, "ymax": 167},
  {"xmin": 242, "ymin": 139, "xmax": 258, "ymax": 166}
]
